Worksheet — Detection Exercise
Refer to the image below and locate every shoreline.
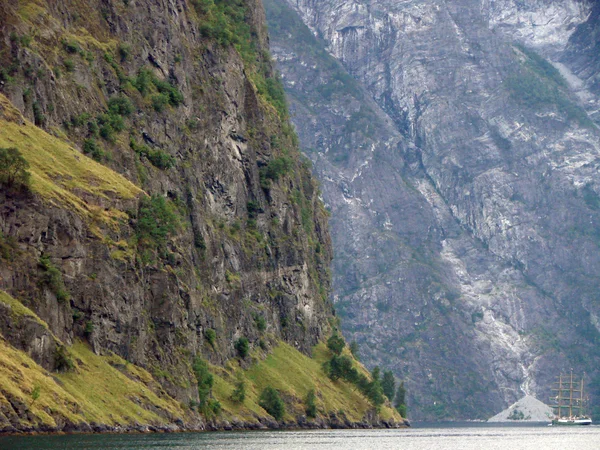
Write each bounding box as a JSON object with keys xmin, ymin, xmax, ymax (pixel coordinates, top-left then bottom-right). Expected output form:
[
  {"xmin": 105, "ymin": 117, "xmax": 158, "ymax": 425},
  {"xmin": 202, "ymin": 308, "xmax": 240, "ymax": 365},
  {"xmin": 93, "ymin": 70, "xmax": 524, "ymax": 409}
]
[{"xmin": 0, "ymin": 417, "xmax": 409, "ymax": 437}]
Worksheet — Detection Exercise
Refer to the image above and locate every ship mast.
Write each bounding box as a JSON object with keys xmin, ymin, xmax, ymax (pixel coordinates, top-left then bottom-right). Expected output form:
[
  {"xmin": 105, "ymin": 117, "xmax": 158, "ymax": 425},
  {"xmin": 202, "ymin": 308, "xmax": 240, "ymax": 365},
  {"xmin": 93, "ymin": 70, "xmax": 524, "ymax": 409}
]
[
  {"xmin": 550, "ymin": 372, "xmax": 591, "ymax": 423},
  {"xmin": 558, "ymin": 374, "xmax": 563, "ymax": 418},
  {"xmin": 569, "ymin": 369, "xmax": 574, "ymax": 418},
  {"xmin": 581, "ymin": 374, "xmax": 586, "ymax": 417}
]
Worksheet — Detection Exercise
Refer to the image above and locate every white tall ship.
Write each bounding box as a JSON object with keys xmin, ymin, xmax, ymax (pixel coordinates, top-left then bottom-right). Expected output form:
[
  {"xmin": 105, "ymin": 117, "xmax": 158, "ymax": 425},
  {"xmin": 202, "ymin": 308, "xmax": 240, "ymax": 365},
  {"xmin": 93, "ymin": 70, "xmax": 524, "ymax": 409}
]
[{"xmin": 549, "ymin": 371, "xmax": 592, "ymax": 426}]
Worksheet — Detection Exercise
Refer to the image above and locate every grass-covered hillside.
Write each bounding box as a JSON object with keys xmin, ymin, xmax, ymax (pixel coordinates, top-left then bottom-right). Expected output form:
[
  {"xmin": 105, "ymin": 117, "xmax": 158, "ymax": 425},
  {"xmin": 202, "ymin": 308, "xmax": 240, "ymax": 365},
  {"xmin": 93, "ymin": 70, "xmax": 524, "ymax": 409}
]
[
  {"xmin": 0, "ymin": 289, "xmax": 401, "ymax": 431},
  {"xmin": 0, "ymin": 0, "xmax": 404, "ymax": 432},
  {"xmin": 0, "ymin": 93, "xmax": 140, "ymax": 224}
]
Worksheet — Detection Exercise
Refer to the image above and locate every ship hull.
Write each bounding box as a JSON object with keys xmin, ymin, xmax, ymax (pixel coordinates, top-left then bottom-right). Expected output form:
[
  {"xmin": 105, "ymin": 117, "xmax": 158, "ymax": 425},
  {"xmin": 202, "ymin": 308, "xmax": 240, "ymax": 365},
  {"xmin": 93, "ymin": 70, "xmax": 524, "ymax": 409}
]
[{"xmin": 551, "ymin": 418, "xmax": 592, "ymax": 426}]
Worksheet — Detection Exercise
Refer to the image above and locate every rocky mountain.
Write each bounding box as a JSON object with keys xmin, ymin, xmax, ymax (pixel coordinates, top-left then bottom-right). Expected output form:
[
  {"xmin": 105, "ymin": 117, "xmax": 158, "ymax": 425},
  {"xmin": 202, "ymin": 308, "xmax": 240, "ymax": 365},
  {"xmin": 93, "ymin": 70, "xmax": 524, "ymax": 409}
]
[
  {"xmin": 0, "ymin": 0, "xmax": 403, "ymax": 432},
  {"xmin": 266, "ymin": 0, "xmax": 600, "ymax": 419}
]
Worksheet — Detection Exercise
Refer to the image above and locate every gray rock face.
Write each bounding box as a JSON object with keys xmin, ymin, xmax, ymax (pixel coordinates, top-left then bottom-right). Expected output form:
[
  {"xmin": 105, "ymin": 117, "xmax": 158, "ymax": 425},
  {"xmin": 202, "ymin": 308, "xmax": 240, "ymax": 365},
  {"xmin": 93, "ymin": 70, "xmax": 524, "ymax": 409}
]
[
  {"xmin": 267, "ymin": 0, "xmax": 600, "ymax": 419},
  {"xmin": 561, "ymin": 1, "xmax": 600, "ymax": 119},
  {"xmin": 0, "ymin": 0, "xmax": 332, "ymax": 412},
  {"xmin": 488, "ymin": 395, "xmax": 554, "ymax": 422}
]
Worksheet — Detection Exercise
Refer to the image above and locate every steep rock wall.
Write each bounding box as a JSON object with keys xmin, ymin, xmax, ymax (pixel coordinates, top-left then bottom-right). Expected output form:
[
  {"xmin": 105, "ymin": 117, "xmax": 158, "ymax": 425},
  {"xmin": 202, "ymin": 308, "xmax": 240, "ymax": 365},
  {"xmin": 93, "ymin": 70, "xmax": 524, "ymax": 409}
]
[
  {"xmin": 0, "ymin": 0, "xmax": 356, "ymax": 431},
  {"xmin": 271, "ymin": 0, "xmax": 600, "ymax": 419}
]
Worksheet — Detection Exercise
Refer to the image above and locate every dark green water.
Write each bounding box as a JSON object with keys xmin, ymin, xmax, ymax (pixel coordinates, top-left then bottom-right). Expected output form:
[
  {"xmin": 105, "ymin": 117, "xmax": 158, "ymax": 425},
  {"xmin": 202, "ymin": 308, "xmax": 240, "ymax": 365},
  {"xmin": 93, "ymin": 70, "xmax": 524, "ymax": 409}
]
[{"xmin": 1, "ymin": 426, "xmax": 599, "ymax": 449}]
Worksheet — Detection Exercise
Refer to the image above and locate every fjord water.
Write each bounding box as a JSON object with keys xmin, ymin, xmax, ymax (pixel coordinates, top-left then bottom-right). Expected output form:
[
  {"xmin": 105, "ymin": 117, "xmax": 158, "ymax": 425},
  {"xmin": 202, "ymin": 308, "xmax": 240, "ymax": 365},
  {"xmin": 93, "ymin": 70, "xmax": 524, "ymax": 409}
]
[{"xmin": 1, "ymin": 426, "xmax": 600, "ymax": 450}]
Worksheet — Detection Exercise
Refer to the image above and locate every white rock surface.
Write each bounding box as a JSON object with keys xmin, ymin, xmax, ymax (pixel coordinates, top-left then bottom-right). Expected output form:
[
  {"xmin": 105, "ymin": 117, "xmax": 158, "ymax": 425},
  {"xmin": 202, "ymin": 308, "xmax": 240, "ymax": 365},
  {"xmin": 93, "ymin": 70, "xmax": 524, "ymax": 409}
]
[{"xmin": 488, "ymin": 395, "xmax": 554, "ymax": 422}]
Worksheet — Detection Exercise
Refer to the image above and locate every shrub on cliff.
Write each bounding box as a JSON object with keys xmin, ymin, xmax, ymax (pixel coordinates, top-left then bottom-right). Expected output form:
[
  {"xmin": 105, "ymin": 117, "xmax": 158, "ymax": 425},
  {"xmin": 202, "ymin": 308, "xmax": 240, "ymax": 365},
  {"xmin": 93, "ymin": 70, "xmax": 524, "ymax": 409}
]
[
  {"xmin": 130, "ymin": 139, "xmax": 175, "ymax": 170},
  {"xmin": 253, "ymin": 75, "xmax": 288, "ymax": 119},
  {"xmin": 54, "ymin": 345, "xmax": 75, "ymax": 372},
  {"xmin": 235, "ymin": 337, "xmax": 249, "ymax": 358},
  {"xmin": 133, "ymin": 69, "xmax": 184, "ymax": 107},
  {"xmin": 305, "ymin": 388, "xmax": 317, "ymax": 418},
  {"xmin": 39, "ymin": 255, "xmax": 70, "ymax": 302},
  {"xmin": 192, "ymin": 356, "xmax": 221, "ymax": 416},
  {"xmin": 0, "ymin": 231, "xmax": 18, "ymax": 261},
  {"xmin": 133, "ymin": 69, "xmax": 153, "ymax": 96},
  {"xmin": 259, "ymin": 386, "xmax": 285, "ymax": 420},
  {"xmin": 0, "ymin": 147, "xmax": 31, "ymax": 191},
  {"xmin": 135, "ymin": 194, "xmax": 180, "ymax": 261},
  {"xmin": 153, "ymin": 78, "xmax": 184, "ymax": 107},
  {"xmin": 204, "ymin": 328, "xmax": 217, "ymax": 348},
  {"xmin": 83, "ymin": 138, "xmax": 105, "ymax": 162},
  {"xmin": 326, "ymin": 333, "xmax": 345, "ymax": 356},
  {"xmin": 230, "ymin": 373, "xmax": 246, "ymax": 403},
  {"xmin": 253, "ymin": 313, "xmax": 266, "ymax": 332},
  {"xmin": 97, "ymin": 112, "xmax": 125, "ymax": 143},
  {"xmin": 151, "ymin": 93, "xmax": 169, "ymax": 112},
  {"xmin": 107, "ymin": 96, "xmax": 134, "ymax": 116},
  {"xmin": 261, "ymin": 156, "xmax": 293, "ymax": 182},
  {"xmin": 62, "ymin": 39, "xmax": 81, "ymax": 54}
]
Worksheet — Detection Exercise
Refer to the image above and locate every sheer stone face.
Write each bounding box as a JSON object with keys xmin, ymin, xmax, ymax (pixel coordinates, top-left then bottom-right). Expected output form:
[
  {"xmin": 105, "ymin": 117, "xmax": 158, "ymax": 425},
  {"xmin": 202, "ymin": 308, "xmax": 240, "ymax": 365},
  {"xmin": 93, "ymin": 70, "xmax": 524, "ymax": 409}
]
[{"xmin": 267, "ymin": 0, "xmax": 600, "ymax": 419}]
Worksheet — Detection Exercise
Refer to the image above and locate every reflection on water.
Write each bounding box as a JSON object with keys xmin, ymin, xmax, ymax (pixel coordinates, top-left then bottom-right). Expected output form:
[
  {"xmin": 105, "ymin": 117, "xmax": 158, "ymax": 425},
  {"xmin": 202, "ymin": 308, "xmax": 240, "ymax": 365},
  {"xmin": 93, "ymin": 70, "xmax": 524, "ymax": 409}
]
[{"xmin": 1, "ymin": 425, "xmax": 599, "ymax": 450}]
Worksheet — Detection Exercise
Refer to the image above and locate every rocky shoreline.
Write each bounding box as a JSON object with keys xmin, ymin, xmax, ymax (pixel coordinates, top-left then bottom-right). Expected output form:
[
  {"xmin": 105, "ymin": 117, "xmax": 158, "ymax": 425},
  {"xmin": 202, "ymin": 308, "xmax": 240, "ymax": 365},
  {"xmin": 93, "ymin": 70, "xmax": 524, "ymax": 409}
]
[{"xmin": 0, "ymin": 416, "xmax": 409, "ymax": 436}]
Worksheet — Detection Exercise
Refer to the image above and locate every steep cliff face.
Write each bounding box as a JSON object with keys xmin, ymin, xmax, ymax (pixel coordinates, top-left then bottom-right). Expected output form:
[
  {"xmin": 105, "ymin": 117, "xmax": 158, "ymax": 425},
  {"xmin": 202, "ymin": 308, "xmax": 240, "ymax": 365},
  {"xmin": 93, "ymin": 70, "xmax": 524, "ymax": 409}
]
[
  {"xmin": 0, "ymin": 0, "xmax": 404, "ymax": 433},
  {"xmin": 268, "ymin": 0, "xmax": 600, "ymax": 419},
  {"xmin": 561, "ymin": 1, "xmax": 600, "ymax": 119}
]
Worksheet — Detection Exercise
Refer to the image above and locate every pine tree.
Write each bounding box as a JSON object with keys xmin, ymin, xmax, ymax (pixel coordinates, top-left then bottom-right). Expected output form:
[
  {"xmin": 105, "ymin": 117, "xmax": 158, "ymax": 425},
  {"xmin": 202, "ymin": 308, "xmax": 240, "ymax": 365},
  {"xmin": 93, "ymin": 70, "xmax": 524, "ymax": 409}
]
[
  {"xmin": 371, "ymin": 366, "xmax": 381, "ymax": 382},
  {"xmin": 305, "ymin": 389, "xmax": 317, "ymax": 418},
  {"xmin": 394, "ymin": 381, "xmax": 407, "ymax": 417},
  {"xmin": 327, "ymin": 333, "xmax": 345, "ymax": 356},
  {"xmin": 259, "ymin": 386, "xmax": 285, "ymax": 420},
  {"xmin": 382, "ymin": 370, "xmax": 395, "ymax": 402}
]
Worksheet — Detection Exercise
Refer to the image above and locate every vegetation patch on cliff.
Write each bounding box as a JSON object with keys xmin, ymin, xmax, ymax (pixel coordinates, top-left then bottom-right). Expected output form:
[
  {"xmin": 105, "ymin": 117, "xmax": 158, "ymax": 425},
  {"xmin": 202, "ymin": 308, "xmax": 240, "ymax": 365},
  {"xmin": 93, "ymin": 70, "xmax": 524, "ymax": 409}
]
[
  {"xmin": 0, "ymin": 94, "xmax": 141, "ymax": 223},
  {"xmin": 0, "ymin": 338, "xmax": 185, "ymax": 430},
  {"xmin": 208, "ymin": 341, "xmax": 400, "ymax": 424},
  {"xmin": 507, "ymin": 45, "xmax": 593, "ymax": 127},
  {"xmin": 191, "ymin": 0, "xmax": 289, "ymax": 119},
  {"xmin": 56, "ymin": 342, "xmax": 185, "ymax": 425},
  {"xmin": 0, "ymin": 292, "xmax": 184, "ymax": 430},
  {"xmin": 0, "ymin": 290, "xmax": 48, "ymax": 328}
]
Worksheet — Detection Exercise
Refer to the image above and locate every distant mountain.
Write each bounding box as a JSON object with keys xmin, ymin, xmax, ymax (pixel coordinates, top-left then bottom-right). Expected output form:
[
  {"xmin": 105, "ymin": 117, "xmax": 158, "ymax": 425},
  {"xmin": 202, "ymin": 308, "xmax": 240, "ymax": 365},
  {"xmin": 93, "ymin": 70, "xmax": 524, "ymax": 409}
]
[{"xmin": 267, "ymin": 0, "xmax": 600, "ymax": 420}]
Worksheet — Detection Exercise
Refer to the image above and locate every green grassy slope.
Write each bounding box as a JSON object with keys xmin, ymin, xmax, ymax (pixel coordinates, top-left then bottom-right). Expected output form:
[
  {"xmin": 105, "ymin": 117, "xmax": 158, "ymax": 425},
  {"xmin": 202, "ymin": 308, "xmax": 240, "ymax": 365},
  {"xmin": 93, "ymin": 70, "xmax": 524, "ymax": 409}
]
[
  {"xmin": 0, "ymin": 93, "xmax": 141, "ymax": 225},
  {"xmin": 211, "ymin": 342, "xmax": 400, "ymax": 424},
  {"xmin": 0, "ymin": 290, "xmax": 184, "ymax": 430},
  {"xmin": 0, "ymin": 290, "xmax": 402, "ymax": 430}
]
